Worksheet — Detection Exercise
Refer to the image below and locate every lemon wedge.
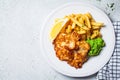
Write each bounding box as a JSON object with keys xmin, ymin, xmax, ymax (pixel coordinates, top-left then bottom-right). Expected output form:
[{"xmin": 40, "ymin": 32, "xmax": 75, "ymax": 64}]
[{"xmin": 50, "ymin": 18, "xmax": 69, "ymax": 41}]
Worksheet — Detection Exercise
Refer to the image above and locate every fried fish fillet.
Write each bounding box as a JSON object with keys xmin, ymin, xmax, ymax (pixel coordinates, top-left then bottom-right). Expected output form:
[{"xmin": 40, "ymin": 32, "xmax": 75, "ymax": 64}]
[{"xmin": 53, "ymin": 32, "xmax": 90, "ymax": 68}]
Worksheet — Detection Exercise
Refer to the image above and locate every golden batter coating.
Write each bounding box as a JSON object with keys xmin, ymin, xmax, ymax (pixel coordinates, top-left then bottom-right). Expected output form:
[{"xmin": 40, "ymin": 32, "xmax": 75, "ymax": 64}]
[{"xmin": 53, "ymin": 32, "xmax": 90, "ymax": 68}]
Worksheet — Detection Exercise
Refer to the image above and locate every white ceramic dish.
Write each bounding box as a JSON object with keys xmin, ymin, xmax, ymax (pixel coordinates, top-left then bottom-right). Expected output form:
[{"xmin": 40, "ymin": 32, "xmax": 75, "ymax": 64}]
[{"xmin": 40, "ymin": 2, "xmax": 115, "ymax": 77}]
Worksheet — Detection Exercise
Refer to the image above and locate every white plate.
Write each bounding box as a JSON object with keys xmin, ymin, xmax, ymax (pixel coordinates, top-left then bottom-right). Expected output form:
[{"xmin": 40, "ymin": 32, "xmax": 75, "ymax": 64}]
[{"xmin": 40, "ymin": 2, "xmax": 115, "ymax": 77}]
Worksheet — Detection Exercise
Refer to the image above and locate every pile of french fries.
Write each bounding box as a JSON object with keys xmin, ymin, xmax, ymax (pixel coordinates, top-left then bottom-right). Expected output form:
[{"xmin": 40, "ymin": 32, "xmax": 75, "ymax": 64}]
[{"xmin": 60, "ymin": 13, "xmax": 104, "ymax": 39}]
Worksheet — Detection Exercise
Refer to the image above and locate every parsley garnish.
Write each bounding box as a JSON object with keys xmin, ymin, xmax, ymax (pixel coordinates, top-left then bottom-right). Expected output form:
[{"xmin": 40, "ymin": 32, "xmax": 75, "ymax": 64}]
[
  {"xmin": 106, "ymin": 3, "xmax": 115, "ymax": 11},
  {"xmin": 110, "ymin": 3, "xmax": 115, "ymax": 8}
]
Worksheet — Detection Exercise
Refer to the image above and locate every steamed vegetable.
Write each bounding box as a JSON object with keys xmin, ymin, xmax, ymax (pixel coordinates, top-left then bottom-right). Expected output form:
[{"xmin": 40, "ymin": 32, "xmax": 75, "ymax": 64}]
[{"xmin": 86, "ymin": 38, "xmax": 105, "ymax": 56}]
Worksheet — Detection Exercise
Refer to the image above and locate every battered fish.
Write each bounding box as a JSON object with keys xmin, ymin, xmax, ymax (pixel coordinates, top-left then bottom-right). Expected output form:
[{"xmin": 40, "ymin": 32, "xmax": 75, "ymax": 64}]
[{"xmin": 53, "ymin": 32, "xmax": 90, "ymax": 68}]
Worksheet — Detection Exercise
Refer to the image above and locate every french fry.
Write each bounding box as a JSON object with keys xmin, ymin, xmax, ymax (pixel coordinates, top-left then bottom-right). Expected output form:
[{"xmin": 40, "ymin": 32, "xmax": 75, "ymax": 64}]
[
  {"xmin": 53, "ymin": 13, "xmax": 104, "ymax": 40},
  {"xmin": 91, "ymin": 22, "xmax": 104, "ymax": 27},
  {"xmin": 84, "ymin": 15, "xmax": 91, "ymax": 28},
  {"xmin": 85, "ymin": 12, "xmax": 92, "ymax": 19},
  {"xmin": 68, "ymin": 16, "xmax": 90, "ymax": 30},
  {"xmin": 92, "ymin": 26, "xmax": 101, "ymax": 29},
  {"xmin": 78, "ymin": 17, "xmax": 84, "ymax": 24},
  {"xmin": 91, "ymin": 30, "xmax": 99, "ymax": 39},
  {"xmin": 78, "ymin": 30, "xmax": 86, "ymax": 34}
]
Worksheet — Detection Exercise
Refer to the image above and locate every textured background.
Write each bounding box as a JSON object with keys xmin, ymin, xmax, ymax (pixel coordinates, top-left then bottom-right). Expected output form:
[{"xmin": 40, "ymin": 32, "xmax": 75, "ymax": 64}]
[{"xmin": 0, "ymin": 0, "xmax": 120, "ymax": 80}]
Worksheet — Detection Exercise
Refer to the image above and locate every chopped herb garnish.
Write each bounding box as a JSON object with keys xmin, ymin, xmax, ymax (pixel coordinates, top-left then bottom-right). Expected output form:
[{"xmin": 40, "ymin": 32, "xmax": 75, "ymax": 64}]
[
  {"xmin": 110, "ymin": 3, "xmax": 115, "ymax": 8},
  {"xmin": 107, "ymin": 3, "xmax": 115, "ymax": 8},
  {"xmin": 106, "ymin": 3, "xmax": 115, "ymax": 12}
]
